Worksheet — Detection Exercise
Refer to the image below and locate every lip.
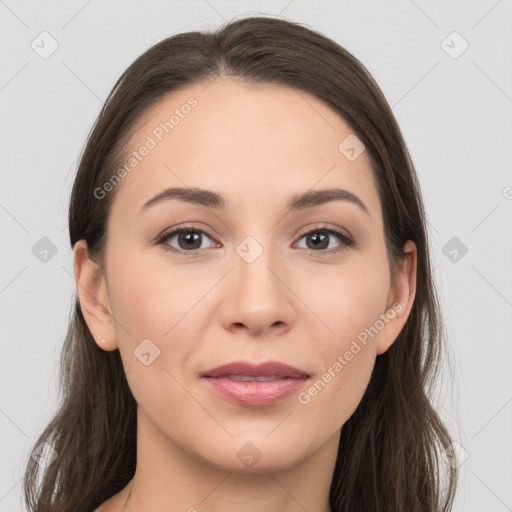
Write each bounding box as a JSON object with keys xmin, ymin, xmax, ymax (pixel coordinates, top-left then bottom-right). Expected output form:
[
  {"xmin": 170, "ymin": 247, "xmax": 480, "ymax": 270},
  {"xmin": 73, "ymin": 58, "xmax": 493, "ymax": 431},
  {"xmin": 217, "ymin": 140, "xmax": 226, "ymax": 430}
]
[
  {"xmin": 201, "ymin": 360, "xmax": 310, "ymax": 407},
  {"xmin": 201, "ymin": 360, "xmax": 310, "ymax": 379}
]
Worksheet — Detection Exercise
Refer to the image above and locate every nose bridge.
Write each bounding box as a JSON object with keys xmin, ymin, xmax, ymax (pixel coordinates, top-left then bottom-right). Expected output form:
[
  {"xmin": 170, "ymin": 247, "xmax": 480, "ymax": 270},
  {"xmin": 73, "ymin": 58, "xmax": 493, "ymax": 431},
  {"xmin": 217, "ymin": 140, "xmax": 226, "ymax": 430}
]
[
  {"xmin": 234, "ymin": 232, "xmax": 283, "ymax": 299},
  {"xmin": 221, "ymin": 231, "xmax": 294, "ymax": 333}
]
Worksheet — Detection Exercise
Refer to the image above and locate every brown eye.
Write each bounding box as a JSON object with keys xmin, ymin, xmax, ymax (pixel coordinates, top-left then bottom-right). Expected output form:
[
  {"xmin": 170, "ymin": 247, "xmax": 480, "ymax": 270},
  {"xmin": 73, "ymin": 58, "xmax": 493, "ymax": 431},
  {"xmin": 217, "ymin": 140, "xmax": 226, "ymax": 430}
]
[
  {"xmin": 295, "ymin": 227, "xmax": 354, "ymax": 253},
  {"xmin": 158, "ymin": 227, "xmax": 215, "ymax": 254}
]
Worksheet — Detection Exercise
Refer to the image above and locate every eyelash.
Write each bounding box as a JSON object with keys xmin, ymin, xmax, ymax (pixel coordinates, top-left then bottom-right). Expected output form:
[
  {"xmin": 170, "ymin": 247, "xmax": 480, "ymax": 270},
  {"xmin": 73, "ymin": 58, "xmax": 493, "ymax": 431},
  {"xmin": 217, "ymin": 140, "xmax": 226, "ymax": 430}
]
[{"xmin": 155, "ymin": 224, "xmax": 354, "ymax": 257}]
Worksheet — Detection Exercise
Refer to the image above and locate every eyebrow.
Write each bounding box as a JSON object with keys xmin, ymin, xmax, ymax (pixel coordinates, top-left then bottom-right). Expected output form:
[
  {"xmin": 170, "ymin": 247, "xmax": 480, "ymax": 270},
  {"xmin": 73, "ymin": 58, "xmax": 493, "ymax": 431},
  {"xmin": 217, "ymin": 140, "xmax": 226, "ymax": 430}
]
[{"xmin": 140, "ymin": 186, "xmax": 370, "ymax": 216}]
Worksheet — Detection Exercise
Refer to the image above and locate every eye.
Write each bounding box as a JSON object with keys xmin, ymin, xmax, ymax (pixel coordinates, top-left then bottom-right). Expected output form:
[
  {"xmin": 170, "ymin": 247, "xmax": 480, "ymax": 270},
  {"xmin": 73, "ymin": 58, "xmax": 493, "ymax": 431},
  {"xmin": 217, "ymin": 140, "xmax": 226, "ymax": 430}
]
[
  {"xmin": 155, "ymin": 224, "xmax": 354, "ymax": 256},
  {"xmin": 294, "ymin": 226, "xmax": 354, "ymax": 254},
  {"xmin": 156, "ymin": 226, "xmax": 217, "ymax": 255}
]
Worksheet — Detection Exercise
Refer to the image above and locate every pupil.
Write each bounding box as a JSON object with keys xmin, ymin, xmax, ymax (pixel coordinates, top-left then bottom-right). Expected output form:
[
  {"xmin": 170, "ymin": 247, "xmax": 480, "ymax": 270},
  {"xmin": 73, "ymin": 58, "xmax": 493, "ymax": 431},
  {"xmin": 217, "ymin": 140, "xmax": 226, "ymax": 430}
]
[
  {"xmin": 180, "ymin": 231, "xmax": 201, "ymax": 250},
  {"xmin": 309, "ymin": 232, "xmax": 328, "ymax": 250}
]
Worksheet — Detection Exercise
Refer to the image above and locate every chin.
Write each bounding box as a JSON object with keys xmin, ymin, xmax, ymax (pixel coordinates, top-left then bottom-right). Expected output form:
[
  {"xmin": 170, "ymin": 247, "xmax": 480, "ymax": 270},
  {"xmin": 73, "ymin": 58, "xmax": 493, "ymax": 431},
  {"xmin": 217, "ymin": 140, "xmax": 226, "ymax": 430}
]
[{"xmin": 196, "ymin": 438, "xmax": 305, "ymax": 474}]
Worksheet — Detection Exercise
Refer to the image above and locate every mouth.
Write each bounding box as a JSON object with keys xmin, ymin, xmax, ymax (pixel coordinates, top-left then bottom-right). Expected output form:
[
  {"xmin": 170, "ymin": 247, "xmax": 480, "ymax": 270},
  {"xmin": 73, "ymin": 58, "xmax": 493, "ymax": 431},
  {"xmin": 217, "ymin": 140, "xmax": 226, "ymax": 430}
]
[
  {"xmin": 201, "ymin": 360, "xmax": 310, "ymax": 379},
  {"xmin": 201, "ymin": 360, "xmax": 310, "ymax": 406},
  {"xmin": 208, "ymin": 374, "xmax": 296, "ymax": 382}
]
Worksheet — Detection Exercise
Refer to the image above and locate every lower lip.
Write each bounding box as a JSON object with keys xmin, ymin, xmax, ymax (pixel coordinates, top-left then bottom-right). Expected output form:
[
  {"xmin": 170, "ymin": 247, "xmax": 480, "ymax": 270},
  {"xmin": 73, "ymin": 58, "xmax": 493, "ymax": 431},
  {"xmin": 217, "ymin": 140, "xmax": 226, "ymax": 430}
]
[{"xmin": 202, "ymin": 377, "xmax": 309, "ymax": 406}]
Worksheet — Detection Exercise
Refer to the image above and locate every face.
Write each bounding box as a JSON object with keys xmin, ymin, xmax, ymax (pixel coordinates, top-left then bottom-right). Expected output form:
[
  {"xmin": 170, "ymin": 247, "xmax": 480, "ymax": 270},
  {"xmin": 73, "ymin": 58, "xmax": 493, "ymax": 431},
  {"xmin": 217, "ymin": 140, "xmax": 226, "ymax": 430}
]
[{"xmin": 75, "ymin": 76, "xmax": 416, "ymax": 474}]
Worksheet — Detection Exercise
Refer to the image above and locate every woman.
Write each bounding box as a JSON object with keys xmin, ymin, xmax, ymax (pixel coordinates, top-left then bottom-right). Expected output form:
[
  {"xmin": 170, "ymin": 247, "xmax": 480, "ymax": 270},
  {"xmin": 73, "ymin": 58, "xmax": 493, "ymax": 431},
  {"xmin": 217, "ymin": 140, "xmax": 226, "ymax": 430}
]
[{"xmin": 23, "ymin": 15, "xmax": 458, "ymax": 512}]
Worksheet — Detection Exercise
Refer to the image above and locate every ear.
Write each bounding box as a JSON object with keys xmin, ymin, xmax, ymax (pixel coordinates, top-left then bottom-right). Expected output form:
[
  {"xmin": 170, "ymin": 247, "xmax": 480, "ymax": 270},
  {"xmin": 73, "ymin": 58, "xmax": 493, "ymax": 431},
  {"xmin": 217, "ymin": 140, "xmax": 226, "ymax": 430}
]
[
  {"xmin": 73, "ymin": 239, "xmax": 118, "ymax": 351},
  {"xmin": 376, "ymin": 240, "xmax": 417, "ymax": 355}
]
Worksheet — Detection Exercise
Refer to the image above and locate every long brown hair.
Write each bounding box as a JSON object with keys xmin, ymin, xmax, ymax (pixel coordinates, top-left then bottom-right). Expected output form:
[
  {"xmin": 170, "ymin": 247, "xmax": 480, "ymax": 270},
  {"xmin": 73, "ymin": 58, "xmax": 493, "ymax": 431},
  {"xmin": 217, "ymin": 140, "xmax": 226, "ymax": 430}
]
[{"xmin": 23, "ymin": 15, "xmax": 458, "ymax": 511}]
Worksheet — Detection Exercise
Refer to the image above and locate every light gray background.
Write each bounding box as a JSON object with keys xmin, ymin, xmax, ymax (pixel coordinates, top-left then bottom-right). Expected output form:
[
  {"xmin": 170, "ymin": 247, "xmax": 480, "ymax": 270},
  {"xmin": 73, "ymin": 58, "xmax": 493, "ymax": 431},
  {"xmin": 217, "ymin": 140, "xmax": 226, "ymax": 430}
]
[{"xmin": 1, "ymin": 1, "xmax": 511, "ymax": 511}]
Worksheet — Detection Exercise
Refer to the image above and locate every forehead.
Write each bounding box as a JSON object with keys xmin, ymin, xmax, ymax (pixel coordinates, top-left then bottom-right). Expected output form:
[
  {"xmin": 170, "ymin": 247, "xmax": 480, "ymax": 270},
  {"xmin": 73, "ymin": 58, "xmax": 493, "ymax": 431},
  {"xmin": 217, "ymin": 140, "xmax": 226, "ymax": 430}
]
[{"xmin": 109, "ymin": 77, "xmax": 381, "ymax": 224}]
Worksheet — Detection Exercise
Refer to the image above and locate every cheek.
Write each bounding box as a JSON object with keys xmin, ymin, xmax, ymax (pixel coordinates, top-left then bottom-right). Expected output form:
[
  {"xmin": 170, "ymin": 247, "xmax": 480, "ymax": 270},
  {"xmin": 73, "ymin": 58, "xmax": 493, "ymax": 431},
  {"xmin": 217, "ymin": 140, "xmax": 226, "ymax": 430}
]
[
  {"xmin": 107, "ymin": 247, "xmax": 208, "ymax": 372},
  {"xmin": 299, "ymin": 344, "xmax": 375, "ymax": 437},
  {"xmin": 107, "ymin": 255, "xmax": 200, "ymax": 414},
  {"xmin": 297, "ymin": 271, "xmax": 386, "ymax": 430},
  {"xmin": 312, "ymin": 252, "xmax": 391, "ymax": 350},
  {"xmin": 107, "ymin": 244, "xmax": 192, "ymax": 334},
  {"xmin": 297, "ymin": 251, "xmax": 389, "ymax": 416},
  {"xmin": 108, "ymin": 271, "xmax": 165, "ymax": 340}
]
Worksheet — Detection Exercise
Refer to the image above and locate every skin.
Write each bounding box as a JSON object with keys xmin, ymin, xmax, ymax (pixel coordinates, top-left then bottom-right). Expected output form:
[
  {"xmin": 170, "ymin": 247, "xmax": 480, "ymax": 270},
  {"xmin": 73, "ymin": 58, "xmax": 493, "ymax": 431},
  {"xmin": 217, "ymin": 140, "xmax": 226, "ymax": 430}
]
[{"xmin": 74, "ymin": 76, "xmax": 417, "ymax": 512}]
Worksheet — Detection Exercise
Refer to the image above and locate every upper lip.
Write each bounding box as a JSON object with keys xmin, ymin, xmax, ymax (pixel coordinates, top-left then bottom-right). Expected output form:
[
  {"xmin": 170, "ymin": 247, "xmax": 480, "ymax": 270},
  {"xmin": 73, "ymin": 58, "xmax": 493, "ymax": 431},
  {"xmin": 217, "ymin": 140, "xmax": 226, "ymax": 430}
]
[{"xmin": 201, "ymin": 360, "xmax": 310, "ymax": 378}]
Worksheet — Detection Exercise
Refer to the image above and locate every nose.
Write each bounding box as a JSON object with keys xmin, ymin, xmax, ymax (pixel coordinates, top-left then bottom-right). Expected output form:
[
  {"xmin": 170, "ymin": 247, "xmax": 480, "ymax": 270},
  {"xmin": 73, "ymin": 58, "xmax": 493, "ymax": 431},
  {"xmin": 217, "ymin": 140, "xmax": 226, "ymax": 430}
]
[{"xmin": 220, "ymin": 245, "xmax": 295, "ymax": 337}]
